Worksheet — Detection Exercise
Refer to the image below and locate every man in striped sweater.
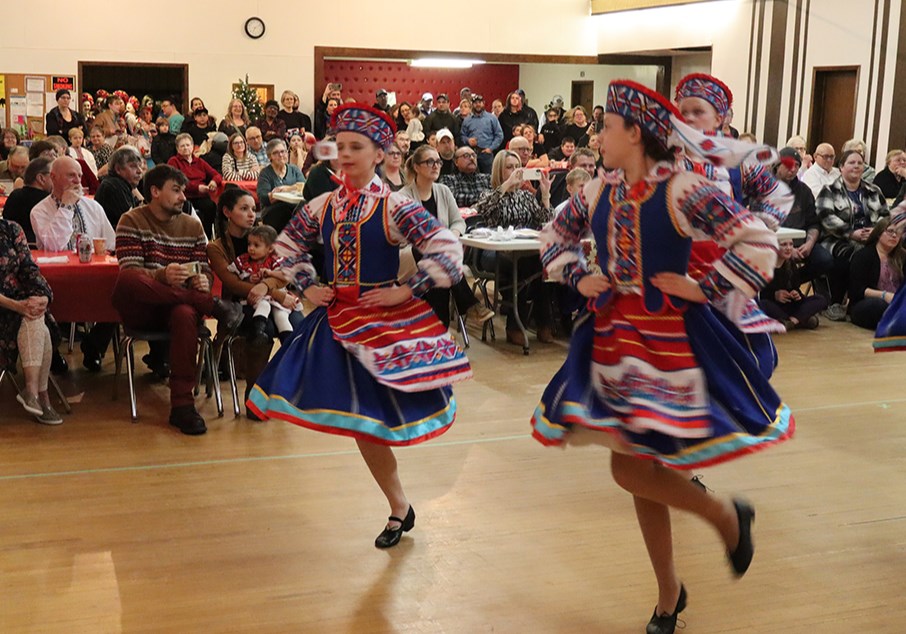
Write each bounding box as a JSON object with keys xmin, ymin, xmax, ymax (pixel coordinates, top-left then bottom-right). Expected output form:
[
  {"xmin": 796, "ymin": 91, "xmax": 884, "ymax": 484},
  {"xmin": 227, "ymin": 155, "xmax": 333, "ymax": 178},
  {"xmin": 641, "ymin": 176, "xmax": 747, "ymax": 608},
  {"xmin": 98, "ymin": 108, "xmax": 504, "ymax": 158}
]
[{"xmin": 112, "ymin": 164, "xmax": 242, "ymax": 435}]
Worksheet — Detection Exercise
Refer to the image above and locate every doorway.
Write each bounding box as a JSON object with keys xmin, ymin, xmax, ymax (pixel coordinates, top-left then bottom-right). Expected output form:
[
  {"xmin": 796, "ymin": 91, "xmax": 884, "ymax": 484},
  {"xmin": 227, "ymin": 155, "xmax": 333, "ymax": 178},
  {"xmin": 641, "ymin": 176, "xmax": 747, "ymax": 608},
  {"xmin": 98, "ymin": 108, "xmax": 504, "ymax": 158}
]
[
  {"xmin": 808, "ymin": 67, "xmax": 859, "ymax": 154},
  {"xmin": 571, "ymin": 80, "xmax": 594, "ymax": 114},
  {"xmin": 78, "ymin": 62, "xmax": 189, "ymax": 112}
]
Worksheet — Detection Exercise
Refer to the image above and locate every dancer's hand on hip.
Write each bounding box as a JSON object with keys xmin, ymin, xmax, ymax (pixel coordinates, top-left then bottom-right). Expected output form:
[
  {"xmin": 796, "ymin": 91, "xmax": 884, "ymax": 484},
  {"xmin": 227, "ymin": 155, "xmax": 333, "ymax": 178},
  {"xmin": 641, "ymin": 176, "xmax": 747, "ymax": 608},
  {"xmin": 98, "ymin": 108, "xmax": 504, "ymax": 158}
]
[
  {"xmin": 650, "ymin": 272, "xmax": 707, "ymax": 303},
  {"xmin": 359, "ymin": 285, "xmax": 413, "ymax": 308}
]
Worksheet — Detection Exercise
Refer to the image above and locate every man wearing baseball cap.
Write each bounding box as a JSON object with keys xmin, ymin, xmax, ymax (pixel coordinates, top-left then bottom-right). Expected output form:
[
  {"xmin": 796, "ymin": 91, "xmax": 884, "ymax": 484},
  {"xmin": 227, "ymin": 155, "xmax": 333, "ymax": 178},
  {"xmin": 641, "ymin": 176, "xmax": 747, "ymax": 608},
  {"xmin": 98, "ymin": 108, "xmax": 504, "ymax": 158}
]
[
  {"xmin": 435, "ymin": 129, "xmax": 457, "ymax": 176},
  {"xmin": 459, "ymin": 94, "xmax": 503, "ymax": 174},
  {"xmin": 373, "ymin": 88, "xmax": 391, "ymax": 113},
  {"xmin": 419, "ymin": 92, "xmax": 434, "ymax": 119},
  {"xmin": 423, "ymin": 93, "xmax": 460, "ymax": 142},
  {"xmin": 255, "ymin": 99, "xmax": 286, "ymax": 142}
]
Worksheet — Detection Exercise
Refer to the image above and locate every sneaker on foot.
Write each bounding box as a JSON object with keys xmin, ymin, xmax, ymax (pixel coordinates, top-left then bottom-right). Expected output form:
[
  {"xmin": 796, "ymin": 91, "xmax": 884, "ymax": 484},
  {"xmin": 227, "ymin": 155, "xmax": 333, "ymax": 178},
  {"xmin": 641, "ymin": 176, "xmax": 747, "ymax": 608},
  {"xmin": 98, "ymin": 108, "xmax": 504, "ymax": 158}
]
[
  {"xmin": 212, "ymin": 298, "xmax": 245, "ymax": 334},
  {"xmin": 466, "ymin": 303, "xmax": 495, "ymax": 324},
  {"xmin": 824, "ymin": 303, "xmax": 847, "ymax": 321},
  {"xmin": 168, "ymin": 405, "xmax": 207, "ymax": 435},
  {"xmin": 17, "ymin": 392, "xmax": 43, "ymax": 416},
  {"xmin": 36, "ymin": 403, "xmax": 63, "ymax": 425}
]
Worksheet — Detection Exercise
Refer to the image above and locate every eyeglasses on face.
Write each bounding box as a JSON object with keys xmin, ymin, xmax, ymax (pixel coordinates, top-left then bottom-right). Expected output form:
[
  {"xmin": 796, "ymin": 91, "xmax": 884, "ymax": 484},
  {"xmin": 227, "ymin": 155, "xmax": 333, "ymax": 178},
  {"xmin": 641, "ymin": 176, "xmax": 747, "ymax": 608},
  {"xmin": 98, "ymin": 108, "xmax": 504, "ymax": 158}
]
[
  {"xmin": 456, "ymin": 152, "xmax": 476, "ymax": 160},
  {"xmin": 883, "ymin": 228, "xmax": 900, "ymax": 237},
  {"xmin": 418, "ymin": 159, "xmax": 443, "ymax": 168},
  {"xmin": 816, "ymin": 153, "xmax": 835, "ymax": 160},
  {"xmin": 386, "ymin": 150, "xmax": 402, "ymax": 157}
]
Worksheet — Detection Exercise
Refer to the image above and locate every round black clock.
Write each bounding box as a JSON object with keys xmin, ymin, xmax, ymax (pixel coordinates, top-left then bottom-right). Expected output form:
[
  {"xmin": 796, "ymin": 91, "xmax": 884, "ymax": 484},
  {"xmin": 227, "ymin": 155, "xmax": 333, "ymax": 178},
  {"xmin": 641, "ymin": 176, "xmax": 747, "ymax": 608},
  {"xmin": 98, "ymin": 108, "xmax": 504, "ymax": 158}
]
[{"xmin": 244, "ymin": 17, "xmax": 266, "ymax": 39}]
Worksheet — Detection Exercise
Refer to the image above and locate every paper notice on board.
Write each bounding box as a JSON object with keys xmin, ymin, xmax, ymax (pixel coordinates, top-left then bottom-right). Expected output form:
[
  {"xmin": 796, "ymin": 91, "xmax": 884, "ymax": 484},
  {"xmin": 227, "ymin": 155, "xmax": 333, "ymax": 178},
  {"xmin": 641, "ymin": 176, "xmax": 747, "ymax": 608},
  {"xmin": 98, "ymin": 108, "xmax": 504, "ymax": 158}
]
[
  {"xmin": 26, "ymin": 92, "xmax": 44, "ymax": 118},
  {"xmin": 9, "ymin": 95, "xmax": 26, "ymax": 121},
  {"xmin": 25, "ymin": 76, "xmax": 45, "ymax": 93}
]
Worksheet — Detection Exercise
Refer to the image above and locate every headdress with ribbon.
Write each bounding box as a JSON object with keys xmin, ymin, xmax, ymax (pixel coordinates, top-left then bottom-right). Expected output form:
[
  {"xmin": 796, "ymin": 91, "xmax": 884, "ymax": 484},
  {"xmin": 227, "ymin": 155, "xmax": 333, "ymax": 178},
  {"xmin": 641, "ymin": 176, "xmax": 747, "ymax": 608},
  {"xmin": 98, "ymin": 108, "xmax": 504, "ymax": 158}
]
[
  {"xmin": 606, "ymin": 79, "xmax": 777, "ymax": 170},
  {"xmin": 674, "ymin": 73, "xmax": 733, "ymax": 119}
]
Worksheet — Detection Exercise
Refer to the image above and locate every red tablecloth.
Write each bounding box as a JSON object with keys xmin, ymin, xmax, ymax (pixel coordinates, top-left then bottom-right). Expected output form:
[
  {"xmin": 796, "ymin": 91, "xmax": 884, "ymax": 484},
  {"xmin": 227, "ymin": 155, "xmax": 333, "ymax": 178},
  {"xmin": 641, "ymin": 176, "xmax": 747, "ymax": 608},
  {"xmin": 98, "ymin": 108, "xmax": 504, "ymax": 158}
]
[
  {"xmin": 33, "ymin": 251, "xmax": 121, "ymax": 323},
  {"xmin": 0, "ymin": 195, "xmax": 7, "ymax": 211}
]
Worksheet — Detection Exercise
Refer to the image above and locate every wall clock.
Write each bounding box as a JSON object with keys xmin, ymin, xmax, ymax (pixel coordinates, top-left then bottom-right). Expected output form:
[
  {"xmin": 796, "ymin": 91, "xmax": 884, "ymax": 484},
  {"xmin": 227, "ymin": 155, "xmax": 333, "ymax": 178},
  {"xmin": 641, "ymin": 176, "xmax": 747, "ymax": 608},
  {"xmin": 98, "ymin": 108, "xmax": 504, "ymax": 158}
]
[{"xmin": 245, "ymin": 17, "xmax": 266, "ymax": 39}]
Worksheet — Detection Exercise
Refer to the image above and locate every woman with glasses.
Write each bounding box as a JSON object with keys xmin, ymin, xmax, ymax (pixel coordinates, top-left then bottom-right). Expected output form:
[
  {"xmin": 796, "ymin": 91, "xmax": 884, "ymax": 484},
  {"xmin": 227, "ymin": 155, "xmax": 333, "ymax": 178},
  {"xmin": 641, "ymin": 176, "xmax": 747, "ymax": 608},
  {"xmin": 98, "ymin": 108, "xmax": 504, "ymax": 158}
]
[
  {"xmin": 402, "ymin": 146, "xmax": 493, "ymax": 326},
  {"xmin": 847, "ymin": 219, "xmax": 905, "ymax": 330},
  {"xmin": 380, "ymin": 142, "xmax": 406, "ymax": 191},
  {"xmin": 257, "ymin": 138, "xmax": 305, "ymax": 232},
  {"xmin": 221, "ymin": 132, "xmax": 261, "ymax": 181},
  {"xmin": 816, "ymin": 149, "xmax": 889, "ymax": 313}
]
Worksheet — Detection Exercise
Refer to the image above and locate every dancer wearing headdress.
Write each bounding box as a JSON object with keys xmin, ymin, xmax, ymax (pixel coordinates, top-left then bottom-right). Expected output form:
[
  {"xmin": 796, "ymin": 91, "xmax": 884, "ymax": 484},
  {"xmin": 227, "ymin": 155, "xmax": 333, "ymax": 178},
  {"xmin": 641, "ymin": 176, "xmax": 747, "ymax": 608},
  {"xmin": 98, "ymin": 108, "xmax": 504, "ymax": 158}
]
[
  {"xmin": 248, "ymin": 104, "xmax": 472, "ymax": 548},
  {"xmin": 674, "ymin": 73, "xmax": 793, "ymax": 376},
  {"xmin": 532, "ymin": 80, "xmax": 794, "ymax": 633}
]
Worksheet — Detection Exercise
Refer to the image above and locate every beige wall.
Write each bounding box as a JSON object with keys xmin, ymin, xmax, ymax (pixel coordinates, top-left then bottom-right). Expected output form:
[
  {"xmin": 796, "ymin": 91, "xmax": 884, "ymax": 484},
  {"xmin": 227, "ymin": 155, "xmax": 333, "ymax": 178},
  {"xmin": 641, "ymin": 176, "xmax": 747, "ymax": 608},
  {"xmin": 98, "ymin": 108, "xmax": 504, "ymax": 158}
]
[
  {"xmin": 518, "ymin": 63, "xmax": 662, "ymax": 114},
  {"xmin": 2, "ymin": 0, "xmax": 594, "ymax": 119}
]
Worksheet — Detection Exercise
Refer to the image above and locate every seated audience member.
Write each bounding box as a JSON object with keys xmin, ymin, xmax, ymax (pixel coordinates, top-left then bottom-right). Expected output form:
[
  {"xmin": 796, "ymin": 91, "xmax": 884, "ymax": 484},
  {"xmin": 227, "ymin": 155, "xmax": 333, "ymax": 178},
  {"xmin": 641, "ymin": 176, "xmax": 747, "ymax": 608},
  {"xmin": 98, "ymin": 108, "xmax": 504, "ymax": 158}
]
[
  {"xmin": 848, "ymin": 218, "xmax": 904, "ymax": 330},
  {"xmin": 45, "ymin": 89, "xmax": 84, "ymax": 144},
  {"xmin": 67, "ymin": 128, "xmax": 98, "ymax": 177},
  {"xmin": 540, "ymin": 107, "xmax": 563, "ymax": 155},
  {"xmin": 207, "ymin": 189, "xmax": 303, "ymax": 418},
  {"xmin": 548, "ymin": 136, "xmax": 577, "ymax": 163},
  {"xmin": 554, "ymin": 167, "xmax": 592, "ymax": 213},
  {"xmin": 873, "ymin": 149, "xmax": 906, "ymax": 199},
  {"xmin": 302, "ymin": 147, "xmax": 339, "ymax": 202},
  {"xmin": 95, "ymin": 146, "xmax": 145, "ymax": 229},
  {"xmin": 255, "ymin": 100, "xmax": 286, "ymax": 143},
  {"xmin": 31, "ymin": 156, "xmax": 117, "ymax": 371},
  {"xmin": 89, "ymin": 127, "xmax": 113, "ymax": 177},
  {"xmin": 288, "ymin": 132, "xmax": 309, "ymax": 172},
  {"xmin": 219, "ymin": 99, "xmax": 250, "ymax": 137},
  {"xmin": 400, "ymin": 146, "xmax": 492, "ymax": 326},
  {"xmin": 2, "ymin": 157, "xmax": 53, "ymax": 244},
  {"xmin": 380, "ymin": 142, "xmax": 406, "ymax": 192},
  {"xmin": 0, "ymin": 146, "xmax": 29, "ymax": 193},
  {"xmin": 257, "ymin": 139, "xmax": 304, "ymax": 232},
  {"xmin": 245, "ymin": 127, "xmax": 268, "ymax": 166},
  {"xmin": 435, "ymin": 129, "xmax": 457, "ymax": 176},
  {"xmin": 31, "ymin": 157, "xmax": 116, "ymax": 252},
  {"xmin": 113, "ymin": 164, "xmax": 243, "ymax": 435},
  {"xmin": 758, "ymin": 239, "xmax": 828, "ymax": 330},
  {"xmin": 1, "ymin": 127, "xmax": 20, "ymax": 161},
  {"xmin": 473, "ymin": 150, "xmax": 554, "ymax": 346},
  {"xmin": 440, "ymin": 146, "xmax": 492, "ymax": 208},
  {"xmin": 277, "ymin": 90, "xmax": 312, "ymax": 139},
  {"xmin": 816, "ymin": 149, "xmax": 889, "ymax": 317},
  {"xmin": 395, "ymin": 131, "xmax": 412, "ymax": 159},
  {"xmin": 0, "ymin": 217, "xmax": 62, "ymax": 425},
  {"xmin": 843, "ymin": 138, "xmax": 876, "ymax": 182},
  {"xmin": 46, "ymin": 135, "xmax": 98, "ymax": 195},
  {"xmin": 508, "ymin": 135, "xmax": 534, "ymax": 169},
  {"xmin": 185, "ymin": 107, "xmax": 216, "ymax": 147},
  {"xmin": 168, "ymin": 133, "xmax": 222, "ymax": 237},
  {"xmin": 802, "ymin": 142, "xmax": 839, "ymax": 197},
  {"xmin": 150, "ymin": 117, "xmax": 177, "ymax": 166},
  {"xmin": 29, "ymin": 140, "xmax": 59, "ymax": 161},
  {"xmin": 775, "ymin": 147, "xmax": 833, "ymax": 283},
  {"xmin": 519, "ymin": 125, "xmax": 549, "ymax": 167},
  {"xmin": 423, "ymin": 94, "xmax": 460, "ymax": 141},
  {"xmin": 221, "ymin": 132, "xmax": 261, "ymax": 181},
  {"xmin": 787, "ymin": 135, "xmax": 814, "ymax": 174},
  {"xmin": 460, "ymin": 95, "xmax": 503, "ymax": 174},
  {"xmin": 200, "ymin": 133, "xmax": 229, "ymax": 177},
  {"xmin": 549, "ymin": 148, "xmax": 597, "ymax": 208},
  {"xmin": 563, "ymin": 107, "xmax": 591, "ymax": 147}
]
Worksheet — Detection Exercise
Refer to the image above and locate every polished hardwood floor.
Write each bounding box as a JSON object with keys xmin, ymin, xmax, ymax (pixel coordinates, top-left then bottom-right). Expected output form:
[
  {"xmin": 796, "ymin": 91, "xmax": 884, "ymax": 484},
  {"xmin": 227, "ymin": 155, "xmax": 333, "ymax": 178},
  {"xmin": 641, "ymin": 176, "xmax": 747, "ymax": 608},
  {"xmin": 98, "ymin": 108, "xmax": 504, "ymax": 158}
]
[{"xmin": 1, "ymin": 317, "xmax": 904, "ymax": 633}]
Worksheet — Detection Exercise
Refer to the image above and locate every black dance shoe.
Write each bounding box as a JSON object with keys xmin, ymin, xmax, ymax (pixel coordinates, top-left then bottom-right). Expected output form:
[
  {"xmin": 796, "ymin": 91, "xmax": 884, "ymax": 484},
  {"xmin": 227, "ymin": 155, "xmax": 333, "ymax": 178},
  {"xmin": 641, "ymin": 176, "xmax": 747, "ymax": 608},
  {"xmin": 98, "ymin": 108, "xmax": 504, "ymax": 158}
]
[
  {"xmin": 728, "ymin": 498, "xmax": 756, "ymax": 577},
  {"xmin": 374, "ymin": 506, "xmax": 415, "ymax": 549},
  {"xmin": 646, "ymin": 585, "xmax": 687, "ymax": 634}
]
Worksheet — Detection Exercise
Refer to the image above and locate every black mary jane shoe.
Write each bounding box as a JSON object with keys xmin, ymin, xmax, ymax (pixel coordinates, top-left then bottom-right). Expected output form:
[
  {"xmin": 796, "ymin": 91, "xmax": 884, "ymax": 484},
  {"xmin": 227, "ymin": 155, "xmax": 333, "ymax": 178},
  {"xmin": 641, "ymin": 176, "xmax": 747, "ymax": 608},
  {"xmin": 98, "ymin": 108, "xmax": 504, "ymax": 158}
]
[
  {"xmin": 728, "ymin": 498, "xmax": 756, "ymax": 577},
  {"xmin": 646, "ymin": 585, "xmax": 687, "ymax": 634},
  {"xmin": 374, "ymin": 506, "xmax": 415, "ymax": 549}
]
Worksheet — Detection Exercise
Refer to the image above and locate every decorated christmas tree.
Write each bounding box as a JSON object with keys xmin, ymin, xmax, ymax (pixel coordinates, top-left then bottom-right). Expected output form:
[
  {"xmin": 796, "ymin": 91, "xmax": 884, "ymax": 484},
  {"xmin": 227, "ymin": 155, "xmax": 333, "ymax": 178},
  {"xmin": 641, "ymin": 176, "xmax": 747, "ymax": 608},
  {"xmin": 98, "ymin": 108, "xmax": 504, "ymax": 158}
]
[{"xmin": 234, "ymin": 75, "xmax": 263, "ymax": 121}]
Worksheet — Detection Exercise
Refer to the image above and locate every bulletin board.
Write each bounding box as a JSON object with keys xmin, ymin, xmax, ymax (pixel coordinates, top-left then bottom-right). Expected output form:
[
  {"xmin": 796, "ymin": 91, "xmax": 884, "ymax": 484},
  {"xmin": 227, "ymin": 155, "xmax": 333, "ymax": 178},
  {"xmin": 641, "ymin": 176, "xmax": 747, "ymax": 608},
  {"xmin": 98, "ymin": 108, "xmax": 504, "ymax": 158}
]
[{"xmin": 0, "ymin": 73, "xmax": 76, "ymax": 139}]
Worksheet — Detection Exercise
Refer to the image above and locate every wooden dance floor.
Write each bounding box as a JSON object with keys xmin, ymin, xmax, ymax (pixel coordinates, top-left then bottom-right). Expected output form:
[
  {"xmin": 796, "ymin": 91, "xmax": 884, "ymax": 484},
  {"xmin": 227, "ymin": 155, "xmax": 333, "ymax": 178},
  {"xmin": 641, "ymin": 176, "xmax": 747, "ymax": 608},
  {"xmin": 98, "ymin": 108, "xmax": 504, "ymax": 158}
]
[{"xmin": 1, "ymin": 318, "xmax": 904, "ymax": 632}]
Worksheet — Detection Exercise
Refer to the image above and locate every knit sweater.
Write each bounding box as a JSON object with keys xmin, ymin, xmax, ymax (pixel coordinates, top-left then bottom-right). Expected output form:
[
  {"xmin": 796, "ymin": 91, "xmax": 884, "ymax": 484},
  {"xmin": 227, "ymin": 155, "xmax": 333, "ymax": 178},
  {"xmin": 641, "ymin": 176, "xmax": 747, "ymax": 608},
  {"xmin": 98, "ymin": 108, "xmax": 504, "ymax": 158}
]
[{"xmin": 115, "ymin": 205, "xmax": 209, "ymax": 283}]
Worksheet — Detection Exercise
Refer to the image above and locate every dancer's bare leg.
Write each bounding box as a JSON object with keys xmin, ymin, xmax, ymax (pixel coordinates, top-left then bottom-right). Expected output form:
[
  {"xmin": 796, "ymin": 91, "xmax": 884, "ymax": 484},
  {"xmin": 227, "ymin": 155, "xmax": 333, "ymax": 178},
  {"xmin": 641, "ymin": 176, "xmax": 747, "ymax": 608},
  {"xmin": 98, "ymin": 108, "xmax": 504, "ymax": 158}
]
[
  {"xmin": 634, "ymin": 496, "xmax": 682, "ymax": 615},
  {"xmin": 356, "ymin": 439, "xmax": 410, "ymax": 527}
]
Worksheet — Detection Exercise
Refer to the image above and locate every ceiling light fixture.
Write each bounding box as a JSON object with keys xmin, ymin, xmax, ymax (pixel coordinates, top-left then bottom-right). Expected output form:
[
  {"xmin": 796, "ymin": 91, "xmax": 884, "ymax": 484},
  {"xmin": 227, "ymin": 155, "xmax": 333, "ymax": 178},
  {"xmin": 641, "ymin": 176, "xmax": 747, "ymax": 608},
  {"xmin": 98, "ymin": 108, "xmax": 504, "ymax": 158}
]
[{"xmin": 409, "ymin": 58, "xmax": 485, "ymax": 69}]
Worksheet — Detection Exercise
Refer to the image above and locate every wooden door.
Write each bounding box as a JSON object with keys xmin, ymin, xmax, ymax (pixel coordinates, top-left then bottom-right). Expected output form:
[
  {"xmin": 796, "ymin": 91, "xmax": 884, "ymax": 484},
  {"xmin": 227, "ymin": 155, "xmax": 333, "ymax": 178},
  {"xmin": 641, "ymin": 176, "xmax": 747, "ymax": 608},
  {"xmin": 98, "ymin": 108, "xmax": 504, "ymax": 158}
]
[
  {"xmin": 808, "ymin": 67, "xmax": 859, "ymax": 155},
  {"xmin": 571, "ymin": 81, "xmax": 594, "ymax": 114}
]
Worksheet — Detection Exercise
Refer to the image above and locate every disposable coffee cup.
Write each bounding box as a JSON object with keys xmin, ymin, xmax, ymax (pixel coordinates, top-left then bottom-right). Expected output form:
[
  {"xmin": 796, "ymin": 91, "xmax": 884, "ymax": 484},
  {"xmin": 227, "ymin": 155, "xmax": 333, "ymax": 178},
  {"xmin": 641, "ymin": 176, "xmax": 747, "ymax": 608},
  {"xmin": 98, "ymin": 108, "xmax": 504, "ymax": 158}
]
[{"xmin": 93, "ymin": 239, "xmax": 107, "ymax": 256}]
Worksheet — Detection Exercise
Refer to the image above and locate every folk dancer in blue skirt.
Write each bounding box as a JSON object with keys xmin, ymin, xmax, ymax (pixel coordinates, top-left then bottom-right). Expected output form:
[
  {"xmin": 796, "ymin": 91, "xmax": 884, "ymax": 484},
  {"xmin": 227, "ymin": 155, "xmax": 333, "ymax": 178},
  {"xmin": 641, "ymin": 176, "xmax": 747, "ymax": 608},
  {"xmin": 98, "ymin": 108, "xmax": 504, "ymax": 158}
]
[
  {"xmin": 532, "ymin": 80, "xmax": 795, "ymax": 634},
  {"xmin": 674, "ymin": 73, "xmax": 794, "ymax": 376},
  {"xmin": 248, "ymin": 104, "xmax": 472, "ymax": 548}
]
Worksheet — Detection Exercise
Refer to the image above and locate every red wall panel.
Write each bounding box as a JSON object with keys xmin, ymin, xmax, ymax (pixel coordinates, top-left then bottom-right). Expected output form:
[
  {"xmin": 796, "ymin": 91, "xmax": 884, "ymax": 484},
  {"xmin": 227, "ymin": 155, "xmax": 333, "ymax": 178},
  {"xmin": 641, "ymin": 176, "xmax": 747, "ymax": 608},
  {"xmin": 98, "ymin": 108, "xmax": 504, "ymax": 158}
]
[{"xmin": 323, "ymin": 60, "xmax": 519, "ymax": 109}]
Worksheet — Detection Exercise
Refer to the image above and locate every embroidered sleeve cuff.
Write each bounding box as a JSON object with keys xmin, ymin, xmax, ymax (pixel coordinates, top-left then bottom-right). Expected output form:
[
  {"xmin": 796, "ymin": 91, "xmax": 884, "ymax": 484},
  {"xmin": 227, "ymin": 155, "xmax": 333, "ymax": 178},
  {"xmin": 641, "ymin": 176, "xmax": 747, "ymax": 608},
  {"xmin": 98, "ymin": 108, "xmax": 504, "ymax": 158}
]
[
  {"xmin": 566, "ymin": 264, "xmax": 591, "ymax": 291},
  {"xmin": 406, "ymin": 271, "xmax": 434, "ymax": 297},
  {"xmin": 699, "ymin": 271, "xmax": 736, "ymax": 302}
]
